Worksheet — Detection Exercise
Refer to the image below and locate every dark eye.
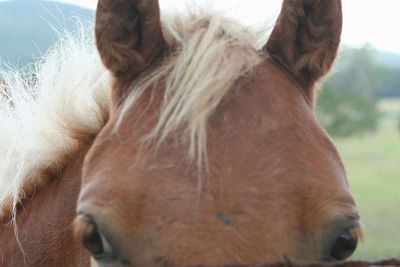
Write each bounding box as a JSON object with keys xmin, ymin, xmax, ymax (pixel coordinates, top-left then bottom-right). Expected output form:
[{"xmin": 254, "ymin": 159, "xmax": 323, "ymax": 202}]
[
  {"xmin": 77, "ymin": 215, "xmax": 114, "ymax": 259},
  {"xmin": 330, "ymin": 229, "xmax": 358, "ymax": 260}
]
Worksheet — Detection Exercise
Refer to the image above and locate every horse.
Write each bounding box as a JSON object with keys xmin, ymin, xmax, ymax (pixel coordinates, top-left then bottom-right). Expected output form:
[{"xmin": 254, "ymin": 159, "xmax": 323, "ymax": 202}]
[{"xmin": 0, "ymin": 0, "xmax": 363, "ymax": 266}]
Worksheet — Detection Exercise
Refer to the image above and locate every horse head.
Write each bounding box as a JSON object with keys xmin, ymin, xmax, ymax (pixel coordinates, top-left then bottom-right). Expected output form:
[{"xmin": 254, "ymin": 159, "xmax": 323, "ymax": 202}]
[{"xmin": 75, "ymin": 0, "xmax": 361, "ymax": 266}]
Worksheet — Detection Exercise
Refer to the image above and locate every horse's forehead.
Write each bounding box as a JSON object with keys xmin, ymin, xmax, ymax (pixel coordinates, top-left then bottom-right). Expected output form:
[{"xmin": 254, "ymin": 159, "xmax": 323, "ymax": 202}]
[
  {"xmin": 92, "ymin": 59, "xmax": 342, "ymax": 184},
  {"xmin": 100, "ymin": 59, "xmax": 323, "ymax": 157},
  {"xmin": 119, "ymin": 59, "xmax": 312, "ymax": 131}
]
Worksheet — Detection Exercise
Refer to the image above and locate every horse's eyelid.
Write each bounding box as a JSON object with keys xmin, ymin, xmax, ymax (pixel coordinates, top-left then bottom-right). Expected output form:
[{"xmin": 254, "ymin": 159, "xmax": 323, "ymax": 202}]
[{"xmin": 349, "ymin": 224, "xmax": 364, "ymax": 243}]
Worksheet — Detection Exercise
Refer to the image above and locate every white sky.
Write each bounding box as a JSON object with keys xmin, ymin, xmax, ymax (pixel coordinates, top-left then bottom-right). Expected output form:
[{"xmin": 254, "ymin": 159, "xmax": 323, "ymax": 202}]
[{"xmin": 56, "ymin": 0, "xmax": 400, "ymax": 54}]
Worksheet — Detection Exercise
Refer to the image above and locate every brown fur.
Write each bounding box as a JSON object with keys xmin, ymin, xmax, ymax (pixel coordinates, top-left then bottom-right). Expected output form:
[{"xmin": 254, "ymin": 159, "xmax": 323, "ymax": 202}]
[
  {"xmin": 0, "ymin": 152, "xmax": 80, "ymax": 222},
  {"xmin": 0, "ymin": 143, "xmax": 91, "ymax": 266}
]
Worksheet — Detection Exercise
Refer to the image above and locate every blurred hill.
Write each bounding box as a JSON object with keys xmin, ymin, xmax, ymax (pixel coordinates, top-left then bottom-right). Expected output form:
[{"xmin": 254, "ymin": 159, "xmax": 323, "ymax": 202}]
[{"xmin": 0, "ymin": 0, "xmax": 94, "ymax": 66}]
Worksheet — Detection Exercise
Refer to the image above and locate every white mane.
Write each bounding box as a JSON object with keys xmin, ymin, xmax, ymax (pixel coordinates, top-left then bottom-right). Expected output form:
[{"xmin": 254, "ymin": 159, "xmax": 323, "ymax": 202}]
[
  {"xmin": 0, "ymin": 6, "xmax": 269, "ymax": 220},
  {"xmin": 0, "ymin": 29, "xmax": 111, "ymax": 220}
]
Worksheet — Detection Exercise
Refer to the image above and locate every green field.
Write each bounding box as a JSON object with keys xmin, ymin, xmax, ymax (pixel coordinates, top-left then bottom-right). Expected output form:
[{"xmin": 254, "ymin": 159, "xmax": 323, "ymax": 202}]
[{"xmin": 333, "ymin": 98, "xmax": 400, "ymax": 259}]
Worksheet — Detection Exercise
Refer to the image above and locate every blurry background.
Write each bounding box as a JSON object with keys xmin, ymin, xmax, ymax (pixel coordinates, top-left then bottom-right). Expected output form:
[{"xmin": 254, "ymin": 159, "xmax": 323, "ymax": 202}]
[{"xmin": 0, "ymin": 0, "xmax": 399, "ymax": 260}]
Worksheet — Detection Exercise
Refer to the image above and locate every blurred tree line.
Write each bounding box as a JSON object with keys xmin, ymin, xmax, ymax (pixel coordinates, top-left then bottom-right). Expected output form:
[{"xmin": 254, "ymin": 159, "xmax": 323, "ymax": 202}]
[{"xmin": 317, "ymin": 45, "xmax": 400, "ymax": 136}]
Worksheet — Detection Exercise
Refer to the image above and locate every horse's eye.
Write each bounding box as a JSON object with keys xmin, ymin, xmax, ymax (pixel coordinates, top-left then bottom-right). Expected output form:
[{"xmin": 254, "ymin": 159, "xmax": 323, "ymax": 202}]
[
  {"xmin": 77, "ymin": 215, "xmax": 113, "ymax": 259},
  {"xmin": 330, "ymin": 229, "xmax": 358, "ymax": 260}
]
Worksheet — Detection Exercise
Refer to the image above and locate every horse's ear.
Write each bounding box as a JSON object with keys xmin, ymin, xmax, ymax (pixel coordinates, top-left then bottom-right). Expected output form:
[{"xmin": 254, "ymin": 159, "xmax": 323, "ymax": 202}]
[
  {"xmin": 95, "ymin": 0, "xmax": 167, "ymax": 104},
  {"xmin": 264, "ymin": 0, "xmax": 342, "ymax": 102}
]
